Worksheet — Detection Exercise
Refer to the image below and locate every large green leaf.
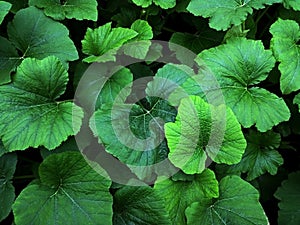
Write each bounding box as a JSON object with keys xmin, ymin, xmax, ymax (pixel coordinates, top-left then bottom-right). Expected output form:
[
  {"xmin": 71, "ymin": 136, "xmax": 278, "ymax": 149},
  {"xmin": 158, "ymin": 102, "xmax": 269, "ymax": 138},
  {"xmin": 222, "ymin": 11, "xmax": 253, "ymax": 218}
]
[
  {"xmin": 82, "ymin": 22, "xmax": 138, "ymax": 63},
  {"xmin": 275, "ymin": 171, "xmax": 300, "ymax": 225},
  {"xmin": 283, "ymin": 0, "xmax": 300, "ymax": 10},
  {"xmin": 0, "ymin": 1, "xmax": 11, "ymax": 24},
  {"xmin": 185, "ymin": 175, "xmax": 269, "ymax": 225},
  {"xmin": 0, "ymin": 153, "xmax": 17, "ymax": 222},
  {"xmin": 270, "ymin": 19, "xmax": 300, "ymax": 94},
  {"xmin": 29, "ymin": 0, "xmax": 98, "ymax": 21},
  {"xmin": 13, "ymin": 152, "xmax": 113, "ymax": 225},
  {"xmin": 165, "ymin": 95, "xmax": 246, "ymax": 174},
  {"xmin": 187, "ymin": 0, "xmax": 281, "ymax": 30},
  {"xmin": 132, "ymin": 0, "xmax": 175, "ymax": 9},
  {"xmin": 216, "ymin": 130, "xmax": 284, "ymax": 180},
  {"xmin": 113, "ymin": 185, "xmax": 171, "ymax": 224},
  {"xmin": 154, "ymin": 169, "xmax": 219, "ymax": 225},
  {"xmin": 194, "ymin": 38, "xmax": 290, "ymax": 131},
  {"xmin": 0, "ymin": 56, "xmax": 84, "ymax": 151},
  {"xmin": 91, "ymin": 97, "xmax": 177, "ymax": 180},
  {"xmin": 0, "ymin": 6, "xmax": 78, "ymax": 84}
]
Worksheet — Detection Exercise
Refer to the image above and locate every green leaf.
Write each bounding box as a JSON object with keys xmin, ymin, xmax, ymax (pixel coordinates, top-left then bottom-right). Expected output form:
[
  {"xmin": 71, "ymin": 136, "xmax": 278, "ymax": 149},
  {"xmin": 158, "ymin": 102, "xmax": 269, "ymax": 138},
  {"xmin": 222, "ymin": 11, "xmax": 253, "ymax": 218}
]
[
  {"xmin": 123, "ymin": 19, "xmax": 153, "ymax": 59},
  {"xmin": 0, "ymin": 153, "xmax": 17, "ymax": 222},
  {"xmin": 91, "ymin": 97, "xmax": 177, "ymax": 180},
  {"xmin": 195, "ymin": 38, "xmax": 290, "ymax": 131},
  {"xmin": 217, "ymin": 130, "xmax": 284, "ymax": 181},
  {"xmin": 0, "ymin": 36, "xmax": 19, "ymax": 85},
  {"xmin": 132, "ymin": 0, "xmax": 175, "ymax": 9},
  {"xmin": 82, "ymin": 22, "xmax": 138, "ymax": 63},
  {"xmin": 5, "ymin": 0, "xmax": 27, "ymax": 13},
  {"xmin": 293, "ymin": 93, "xmax": 300, "ymax": 112},
  {"xmin": 0, "ymin": 1, "xmax": 12, "ymax": 24},
  {"xmin": 0, "ymin": 141, "xmax": 9, "ymax": 157},
  {"xmin": 29, "ymin": 0, "xmax": 98, "ymax": 21},
  {"xmin": 283, "ymin": 0, "xmax": 300, "ymax": 10},
  {"xmin": 165, "ymin": 95, "xmax": 246, "ymax": 174},
  {"xmin": 154, "ymin": 169, "xmax": 219, "ymax": 225},
  {"xmin": 12, "ymin": 152, "xmax": 113, "ymax": 225},
  {"xmin": 270, "ymin": 19, "xmax": 300, "ymax": 94},
  {"xmin": 0, "ymin": 6, "xmax": 78, "ymax": 84},
  {"xmin": 187, "ymin": 0, "xmax": 281, "ymax": 31},
  {"xmin": 113, "ymin": 185, "xmax": 171, "ymax": 225},
  {"xmin": 0, "ymin": 56, "xmax": 84, "ymax": 151},
  {"xmin": 95, "ymin": 68, "xmax": 133, "ymax": 109},
  {"xmin": 185, "ymin": 175, "xmax": 269, "ymax": 225},
  {"xmin": 275, "ymin": 171, "xmax": 300, "ymax": 225}
]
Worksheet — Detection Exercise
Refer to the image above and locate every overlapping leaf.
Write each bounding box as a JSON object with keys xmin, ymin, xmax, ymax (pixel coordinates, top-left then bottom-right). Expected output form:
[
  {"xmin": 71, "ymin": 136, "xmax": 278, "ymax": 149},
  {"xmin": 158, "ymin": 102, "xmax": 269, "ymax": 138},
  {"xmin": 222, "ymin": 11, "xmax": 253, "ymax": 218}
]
[
  {"xmin": 12, "ymin": 152, "xmax": 113, "ymax": 225},
  {"xmin": 165, "ymin": 95, "xmax": 246, "ymax": 174},
  {"xmin": 0, "ymin": 56, "xmax": 84, "ymax": 151},
  {"xmin": 154, "ymin": 169, "xmax": 218, "ymax": 224},
  {"xmin": 0, "ymin": 153, "xmax": 17, "ymax": 222},
  {"xmin": 185, "ymin": 176, "xmax": 269, "ymax": 225},
  {"xmin": 270, "ymin": 19, "xmax": 300, "ymax": 94},
  {"xmin": 0, "ymin": 1, "xmax": 11, "ymax": 24},
  {"xmin": 187, "ymin": 0, "xmax": 281, "ymax": 30},
  {"xmin": 275, "ymin": 172, "xmax": 300, "ymax": 225},
  {"xmin": 193, "ymin": 38, "xmax": 290, "ymax": 131},
  {"xmin": 113, "ymin": 185, "xmax": 171, "ymax": 224},
  {"xmin": 0, "ymin": 6, "xmax": 78, "ymax": 84},
  {"xmin": 82, "ymin": 22, "xmax": 138, "ymax": 63},
  {"xmin": 217, "ymin": 130, "xmax": 283, "ymax": 180},
  {"xmin": 29, "ymin": 0, "xmax": 98, "ymax": 21},
  {"xmin": 91, "ymin": 97, "xmax": 177, "ymax": 180},
  {"xmin": 132, "ymin": 0, "xmax": 175, "ymax": 9}
]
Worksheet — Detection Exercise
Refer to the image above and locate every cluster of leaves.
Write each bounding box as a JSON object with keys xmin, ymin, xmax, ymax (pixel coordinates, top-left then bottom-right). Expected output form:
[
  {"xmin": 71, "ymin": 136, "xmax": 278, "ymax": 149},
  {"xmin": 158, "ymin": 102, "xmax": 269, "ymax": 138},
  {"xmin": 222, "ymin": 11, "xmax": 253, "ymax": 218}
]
[{"xmin": 0, "ymin": 0, "xmax": 300, "ymax": 224}]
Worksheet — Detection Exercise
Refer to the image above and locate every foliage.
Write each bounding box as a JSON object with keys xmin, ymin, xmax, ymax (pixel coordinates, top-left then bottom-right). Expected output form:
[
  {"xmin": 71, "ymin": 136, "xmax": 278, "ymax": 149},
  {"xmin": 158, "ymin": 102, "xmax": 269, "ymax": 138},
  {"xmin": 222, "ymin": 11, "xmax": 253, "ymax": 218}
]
[{"xmin": 0, "ymin": 0, "xmax": 299, "ymax": 224}]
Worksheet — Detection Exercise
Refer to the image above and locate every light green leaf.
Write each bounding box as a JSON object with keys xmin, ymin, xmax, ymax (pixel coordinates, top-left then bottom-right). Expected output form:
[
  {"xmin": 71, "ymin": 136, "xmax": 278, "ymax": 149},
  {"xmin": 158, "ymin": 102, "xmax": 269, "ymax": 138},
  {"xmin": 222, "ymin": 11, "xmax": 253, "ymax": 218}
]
[
  {"xmin": 91, "ymin": 97, "xmax": 177, "ymax": 180},
  {"xmin": 217, "ymin": 130, "xmax": 283, "ymax": 181},
  {"xmin": 0, "ymin": 153, "xmax": 17, "ymax": 222},
  {"xmin": 185, "ymin": 175, "xmax": 269, "ymax": 225},
  {"xmin": 124, "ymin": 19, "xmax": 153, "ymax": 59},
  {"xmin": 113, "ymin": 185, "xmax": 171, "ymax": 225},
  {"xmin": 195, "ymin": 38, "xmax": 290, "ymax": 131},
  {"xmin": 165, "ymin": 95, "xmax": 246, "ymax": 174},
  {"xmin": 0, "ymin": 6, "xmax": 78, "ymax": 84},
  {"xmin": 293, "ymin": 93, "xmax": 300, "ymax": 112},
  {"xmin": 187, "ymin": 0, "xmax": 281, "ymax": 30},
  {"xmin": 0, "ymin": 56, "xmax": 84, "ymax": 151},
  {"xmin": 0, "ymin": 1, "xmax": 11, "ymax": 24},
  {"xmin": 132, "ymin": 0, "xmax": 175, "ymax": 9},
  {"xmin": 283, "ymin": 0, "xmax": 300, "ymax": 10},
  {"xmin": 82, "ymin": 22, "xmax": 138, "ymax": 63},
  {"xmin": 95, "ymin": 68, "xmax": 133, "ymax": 109},
  {"xmin": 29, "ymin": 0, "xmax": 98, "ymax": 21},
  {"xmin": 154, "ymin": 169, "xmax": 219, "ymax": 225},
  {"xmin": 270, "ymin": 19, "xmax": 300, "ymax": 94},
  {"xmin": 275, "ymin": 171, "xmax": 300, "ymax": 225},
  {"xmin": 12, "ymin": 152, "xmax": 113, "ymax": 225}
]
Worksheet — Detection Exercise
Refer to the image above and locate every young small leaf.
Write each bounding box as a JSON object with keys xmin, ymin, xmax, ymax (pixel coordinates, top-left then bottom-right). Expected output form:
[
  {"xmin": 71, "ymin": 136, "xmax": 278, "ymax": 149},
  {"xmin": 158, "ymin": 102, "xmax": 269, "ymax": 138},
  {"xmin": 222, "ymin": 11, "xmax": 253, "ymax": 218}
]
[
  {"xmin": 0, "ymin": 1, "xmax": 12, "ymax": 24},
  {"xmin": 132, "ymin": 0, "xmax": 175, "ymax": 9},
  {"xmin": 165, "ymin": 95, "xmax": 246, "ymax": 174}
]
